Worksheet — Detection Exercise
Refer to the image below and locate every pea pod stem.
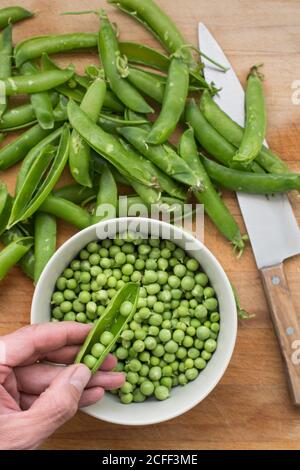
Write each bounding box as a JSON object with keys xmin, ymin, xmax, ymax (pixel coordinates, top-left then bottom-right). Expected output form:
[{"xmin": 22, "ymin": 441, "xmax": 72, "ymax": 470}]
[
  {"xmin": 199, "ymin": 89, "xmax": 288, "ymax": 174},
  {"xmin": 34, "ymin": 213, "xmax": 57, "ymax": 284},
  {"xmin": 75, "ymin": 283, "xmax": 140, "ymax": 373},
  {"xmin": 70, "ymin": 78, "xmax": 107, "ymax": 188},
  {"xmin": 202, "ymin": 155, "xmax": 300, "ymax": 193},
  {"xmin": 0, "ymin": 237, "xmax": 33, "ymax": 281},
  {"xmin": 234, "ymin": 66, "xmax": 266, "ymax": 163},
  {"xmin": 179, "ymin": 128, "xmax": 247, "ymax": 256}
]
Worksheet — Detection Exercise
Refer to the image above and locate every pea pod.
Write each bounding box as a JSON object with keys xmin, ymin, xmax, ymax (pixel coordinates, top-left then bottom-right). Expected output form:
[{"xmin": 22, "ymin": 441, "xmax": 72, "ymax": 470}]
[
  {"xmin": 0, "ymin": 6, "xmax": 33, "ymax": 29},
  {"xmin": 0, "ymin": 182, "xmax": 12, "ymax": 235},
  {"xmin": 15, "ymin": 33, "xmax": 98, "ymax": 68},
  {"xmin": 234, "ymin": 67, "xmax": 266, "ymax": 164},
  {"xmin": 67, "ymin": 100, "xmax": 158, "ymax": 187},
  {"xmin": 98, "ymin": 10, "xmax": 154, "ymax": 114},
  {"xmin": 15, "ymin": 126, "xmax": 63, "ymax": 194},
  {"xmin": 119, "ymin": 42, "xmax": 170, "ymax": 71},
  {"xmin": 75, "ymin": 283, "xmax": 140, "ymax": 373},
  {"xmin": 53, "ymin": 184, "xmax": 97, "ymax": 205},
  {"xmin": 39, "ymin": 195, "xmax": 91, "ymax": 230},
  {"xmin": 92, "ymin": 165, "xmax": 118, "ymax": 224},
  {"xmin": 0, "ymin": 226, "xmax": 35, "ymax": 279},
  {"xmin": 202, "ymin": 156, "xmax": 300, "ymax": 194},
  {"xmin": 70, "ymin": 78, "xmax": 107, "ymax": 188},
  {"xmin": 0, "ymin": 24, "xmax": 12, "ymax": 118},
  {"xmin": 199, "ymin": 89, "xmax": 289, "ymax": 174},
  {"xmin": 34, "ymin": 213, "xmax": 57, "ymax": 284},
  {"xmin": 147, "ymin": 54, "xmax": 189, "ymax": 144},
  {"xmin": 20, "ymin": 61, "xmax": 56, "ymax": 130},
  {"xmin": 186, "ymin": 99, "xmax": 265, "ymax": 173},
  {"xmin": 119, "ymin": 194, "xmax": 184, "ymax": 215},
  {"xmin": 8, "ymin": 125, "xmax": 70, "ymax": 228},
  {"xmin": 179, "ymin": 128, "xmax": 247, "ymax": 256},
  {"xmin": 127, "ymin": 66, "xmax": 165, "ymax": 104},
  {"xmin": 0, "ymin": 93, "xmax": 58, "ymax": 132},
  {"xmin": 0, "ymin": 237, "xmax": 33, "ymax": 281},
  {"xmin": 0, "ymin": 124, "xmax": 53, "ymax": 171},
  {"xmin": 0, "ymin": 67, "xmax": 75, "ymax": 96},
  {"xmin": 117, "ymin": 126, "xmax": 201, "ymax": 188}
]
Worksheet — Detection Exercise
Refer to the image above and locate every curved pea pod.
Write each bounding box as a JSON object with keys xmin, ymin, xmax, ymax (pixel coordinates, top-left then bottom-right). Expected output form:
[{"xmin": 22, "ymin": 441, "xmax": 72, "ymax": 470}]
[
  {"xmin": 8, "ymin": 125, "xmax": 70, "ymax": 228},
  {"xmin": 67, "ymin": 100, "xmax": 158, "ymax": 187},
  {"xmin": 34, "ymin": 213, "xmax": 57, "ymax": 284},
  {"xmin": 0, "ymin": 124, "xmax": 52, "ymax": 171},
  {"xmin": 147, "ymin": 55, "xmax": 189, "ymax": 145},
  {"xmin": 39, "ymin": 195, "xmax": 91, "ymax": 230},
  {"xmin": 199, "ymin": 89, "xmax": 289, "ymax": 174},
  {"xmin": 119, "ymin": 41, "xmax": 170, "ymax": 71},
  {"xmin": 15, "ymin": 33, "xmax": 98, "ymax": 68},
  {"xmin": 0, "ymin": 226, "xmax": 35, "ymax": 279},
  {"xmin": 15, "ymin": 126, "xmax": 63, "ymax": 194},
  {"xmin": 179, "ymin": 127, "xmax": 247, "ymax": 256},
  {"xmin": 186, "ymin": 99, "xmax": 265, "ymax": 174},
  {"xmin": 92, "ymin": 165, "xmax": 118, "ymax": 224},
  {"xmin": 20, "ymin": 61, "xmax": 56, "ymax": 130},
  {"xmin": 75, "ymin": 283, "xmax": 140, "ymax": 373},
  {"xmin": 0, "ymin": 237, "xmax": 33, "ymax": 281},
  {"xmin": 98, "ymin": 11, "xmax": 154, "ymax": 114},
  {"xmin": 0, "ymin": 67, "xmax": 75, "ymax": 96},
  {"xmin": 117, "ymin": 126, "xmax": 201, "ymax": 189},
  {"xmin": 234, "ymin": 67, "xmax": 266, "ymax": 164},
  {"xmin": 0, "ymin": 6, "xmax": 33, "ymax": 29},
  {"xmin": 69, "ymin": 78, "xmax": 107, "ymax": 188},
  {"xmin": 0, "ymin": 24, "xmax": 12, "ymax": 118},
  {"xmin": 202, "ymin": 156, "xmax": 300, "ymax": 194}
]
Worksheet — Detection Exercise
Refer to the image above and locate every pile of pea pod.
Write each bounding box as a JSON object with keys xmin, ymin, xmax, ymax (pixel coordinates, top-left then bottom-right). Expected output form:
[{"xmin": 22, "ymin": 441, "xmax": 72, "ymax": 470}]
[{"xmin": 0, "ymin": 1, "xmax": 299, "ymax": 285}]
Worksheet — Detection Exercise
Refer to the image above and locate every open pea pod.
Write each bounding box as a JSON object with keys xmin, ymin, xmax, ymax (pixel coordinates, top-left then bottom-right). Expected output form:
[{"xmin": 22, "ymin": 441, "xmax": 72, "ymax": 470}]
[
  {"xmin": 75, "ymin": 283, "xmax": 140, "ymax": 373},
  {"xmin": 8, "ymin": 125, "xmax": 70, "ymax": 228}
]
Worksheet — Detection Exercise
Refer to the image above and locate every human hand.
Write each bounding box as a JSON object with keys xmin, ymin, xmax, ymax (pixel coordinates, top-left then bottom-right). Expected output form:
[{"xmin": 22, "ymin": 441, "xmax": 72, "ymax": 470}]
[{"xmin": 0, "ymin": 322, "xmax": 125, "ymax": 450}]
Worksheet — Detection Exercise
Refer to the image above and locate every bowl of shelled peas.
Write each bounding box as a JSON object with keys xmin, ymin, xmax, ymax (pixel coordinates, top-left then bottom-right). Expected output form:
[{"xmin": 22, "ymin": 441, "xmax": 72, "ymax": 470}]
[{"xmin": 31, "ymin": 218, "xmax": 237, "ymax": 425}]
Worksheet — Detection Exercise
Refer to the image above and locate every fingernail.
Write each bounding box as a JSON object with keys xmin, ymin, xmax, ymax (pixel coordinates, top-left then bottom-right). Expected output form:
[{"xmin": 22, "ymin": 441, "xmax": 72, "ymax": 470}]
[{"xmin": 69, "ymin": 364, "xmax": 91, "ymax": 392}]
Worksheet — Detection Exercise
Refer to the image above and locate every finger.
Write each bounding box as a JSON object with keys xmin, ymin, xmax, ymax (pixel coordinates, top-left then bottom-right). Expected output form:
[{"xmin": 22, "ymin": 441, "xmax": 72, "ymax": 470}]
[
  {"xmin": 20, "ymin": 387, "xmax": 105, "ymax": 410},
  {"xmin": 1, "ymin": 322, "xmax": 92, "ymax": 367},
  {"xmin": 24, "ymin": 364, "xmax": 91, "ymax": 445},
  {"xmin": 16, "ymin": 363, "xmax": 124, "ymax": 394},
  {"xmin": 44, "ymin": 345, "xmax": 117, "ymax": 370}
]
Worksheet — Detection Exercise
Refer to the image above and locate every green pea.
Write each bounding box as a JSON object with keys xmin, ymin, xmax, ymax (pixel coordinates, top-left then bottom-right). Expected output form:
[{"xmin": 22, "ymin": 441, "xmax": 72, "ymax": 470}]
[
  {"xmin": 91, "ymin": 342, "xmax": 106, "ymax": 358},
  {"xmin": 52, "ymin": 291, "xmax": 64, "ymax": 305},
  {"xmin": 196, "ymin": 326, "xmax": 211, "ymax": 340},
  {"xmin": 52, "ymin": 307, "xmax": 63, "ymax": 320},
  {"xmin": 126, "ymin": 371, "xmax": 139, "ymax": 385},
  {"xmin": 63, "ymin": 268, "xmax": 74, "ymax": 279},
  {"xmin": 201, "ymin": 350, "xmax": 212, "ymax": 361},
  {"xmin": 187, "ymin": 347, "xmax": 200, "ymax": 359},
  {"xmin": 139, "ymin": 364, "xmax": 149, "ymax": 376},
  {"xmin": 164, "ymin": 352, "xmax": 176, "ymax": 363},
  {"xmin": 80, "ymin": 261, "xmax": 91, "ymax": 272},
  {"xmin": 133, "ymin": 388, "xmax": 146, "ymax": 403},
  {"xmin": 140, "ymin": 380, "xmax": 154, "ymax": 396},
  {"xmin": 146, "ymin": 283, "xmax": 160, "ymax": 295},
  {"xmin": 83, "ymin": 354, "xmax": 97, "ymax": 369},
  {"xmin": 204, "ymin": 298, "xmax": 218, "ymax": 311},
  {"xmin": 132, "ymin": 339, "xmax": 145, "ymax": 353},
  {"xmin": 152, "ymin": 344, "xmax": 165, "ymax": 357},
  {"xmin": 148, "ymin": 325, "xmax": 159, "ymax": 336},
  {"xmin": 194, "ymin": 357, "xmax": 207, "ymax": 370},
  {"xmin": 76, "ymin": 312, "xmax": 87, "ymax": 323},
  {"xmin": 139, "ymin": 351, "xmax": 150, "ymax": 363},
  {"xmin": 165, "ymin": 340, "xmax": 178, "ymax": 354},
  {"xmin": 162, "ymin": 365, "xmax": 173, "ymax": 377},
  {"xmin": 100, "ymin": 331, "xmax": 114, "ymax": 346},
  {"xmin": 154, "ymin": 385, "xmax": 169, "ymax": 400},
  {"xmin": 173, "ymin": 264, "xmax": 186, "ymax": 278},
  {"xmin": 120, "ymin": 381, "xmax": 133, "ymax": 394},
  {"xmin": 120, "ymin": 392, "xmax": 133, "ymax": 404},
  {"xmin": 60, "ymin": 301, "xmax": 72, "ymax": 313},
  {"xmin": 119, "ymin": 300, "xmax": 133, "ymax": 317},
  {"xmin": 173, "ymin": 329, "xmax": 185, "ymax": 344},
  {"xmin": 150, "ymin": 356, "xmax": 160, "ymax": 366},
  {"xmin": 168, "ymin": 275, "xmax": 181, "ymax": 288},
  {"xmin": 181, "ymin": 276, "xmax": 195, "ymax": 291},
  {"xmin": 78, "ymin": 291, "xmax": 91, "ymax": 304},
  {"xmin": 182, "ymin": 335, "xmax": 193, "ymax": 348},
  {"xmin": 128, "ymin": 358, "xmax": 142, "ymax": 372},
  {"xmin": 144, "ymin": 336, "xmax": 157, "ymax": 350},
  {"xmin": 73, "ymin": 299, "xmax": 85, "ymax": 313},
  {"xmin": 149, "ymin": 366, "xmax": 162, "ymax": 381},
  {"xmin": 194, "ymin": 338, "xmax": 204, "ymax": 350},
  {"xmin": 80, "ymin": 249, "xmax": 89, "ymax": 260},
  {"xmin": 149, "ymin": 314, "xmax": 163, "ymax": 327},
  {"xmin": 204, "ymin": 338, "xmax": 217, "ymax": 353},
  {"xmin": 56, "ymin": 277, "xmax": 67, "ymax": 291}
]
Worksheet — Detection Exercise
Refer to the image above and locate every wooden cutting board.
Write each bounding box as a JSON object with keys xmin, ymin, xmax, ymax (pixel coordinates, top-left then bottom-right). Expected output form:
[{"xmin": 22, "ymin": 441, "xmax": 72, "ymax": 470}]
[{"xmin": 1, "ymin": 0, "xmax": 300, "ymax": 451}]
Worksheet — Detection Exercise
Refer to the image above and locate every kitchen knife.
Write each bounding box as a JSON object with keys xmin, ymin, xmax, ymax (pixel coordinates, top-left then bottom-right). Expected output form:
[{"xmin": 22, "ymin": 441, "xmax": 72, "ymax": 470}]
[{"xmin": 199, "ymin": 23, "xmax": 300, "ymax": 405}]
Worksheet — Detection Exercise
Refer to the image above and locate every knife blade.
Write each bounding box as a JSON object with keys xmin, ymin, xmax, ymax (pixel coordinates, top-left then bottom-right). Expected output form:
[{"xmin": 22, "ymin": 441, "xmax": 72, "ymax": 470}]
[{"xmin": 199, "ymin": 23, "xmax": 300, "ymax": 405}]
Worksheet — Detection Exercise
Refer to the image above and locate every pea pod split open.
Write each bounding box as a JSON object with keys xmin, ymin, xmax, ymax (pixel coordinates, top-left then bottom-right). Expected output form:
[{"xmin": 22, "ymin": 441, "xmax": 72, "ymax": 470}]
[{"xmin": 75, "ymin": 283, "xmax": 140, "ymax": 373}]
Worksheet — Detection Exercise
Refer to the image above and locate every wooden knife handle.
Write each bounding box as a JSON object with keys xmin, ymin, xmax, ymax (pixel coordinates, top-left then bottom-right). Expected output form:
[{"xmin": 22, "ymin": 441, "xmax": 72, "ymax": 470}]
[{"xmin": 261, "ymin": 263, "xmax": 300, "ymax": 406}]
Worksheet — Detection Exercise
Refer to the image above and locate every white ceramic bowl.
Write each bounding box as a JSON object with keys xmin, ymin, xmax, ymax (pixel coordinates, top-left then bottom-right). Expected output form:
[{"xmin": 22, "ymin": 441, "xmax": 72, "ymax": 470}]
[{"xmin": 31, "ymin": 217, "xmax": 237, "ymax": 425}]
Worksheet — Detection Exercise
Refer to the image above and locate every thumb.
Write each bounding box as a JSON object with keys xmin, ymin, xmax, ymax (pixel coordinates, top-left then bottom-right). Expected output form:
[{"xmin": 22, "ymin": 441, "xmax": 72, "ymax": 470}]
[{"xmin": 25, "ymin": 364, "xmax": 91, "ymax": 445}]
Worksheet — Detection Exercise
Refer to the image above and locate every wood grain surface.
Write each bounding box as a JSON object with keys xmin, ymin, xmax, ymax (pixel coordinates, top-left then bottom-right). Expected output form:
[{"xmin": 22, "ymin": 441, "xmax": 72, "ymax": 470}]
[{"xmin": 1, "ymin": 0, "xmax": 300, "ymax": 451}]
